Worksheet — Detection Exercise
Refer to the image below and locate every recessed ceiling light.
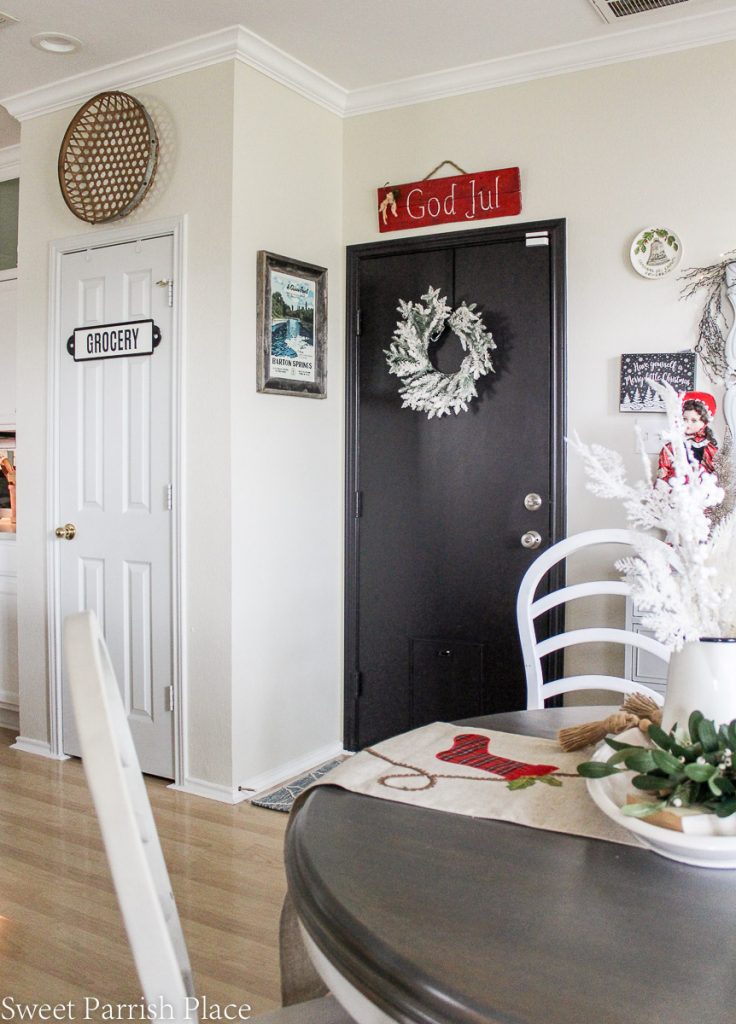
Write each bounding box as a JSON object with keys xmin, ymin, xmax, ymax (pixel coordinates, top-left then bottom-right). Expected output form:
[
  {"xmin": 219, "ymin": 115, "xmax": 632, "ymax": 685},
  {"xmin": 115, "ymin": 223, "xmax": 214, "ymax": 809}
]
[{"xmin": 31, "ymin": 32, "xmax": 83, "ymax": 54}]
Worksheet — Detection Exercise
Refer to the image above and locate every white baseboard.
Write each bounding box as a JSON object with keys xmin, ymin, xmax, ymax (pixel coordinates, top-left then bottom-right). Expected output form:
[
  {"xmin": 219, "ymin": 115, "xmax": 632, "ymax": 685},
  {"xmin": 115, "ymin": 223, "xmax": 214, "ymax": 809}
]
[
  {"xmin": 239, "ymin": 740, "xmax": 346, "ymax": 799},
  {"xmin": 169, "ymin": 776, "xmax": 250, "ymax": 805},
  {"xmin": 0, "ymin": 706, "xmax": 19, "ymax": 731},
  {"xmin": 0, "ymin": 696, "xmax": 19, "ymax": 733},
  {"xmin": 11, "ymin": 736, "xmax": 70, "ymax": 760}
]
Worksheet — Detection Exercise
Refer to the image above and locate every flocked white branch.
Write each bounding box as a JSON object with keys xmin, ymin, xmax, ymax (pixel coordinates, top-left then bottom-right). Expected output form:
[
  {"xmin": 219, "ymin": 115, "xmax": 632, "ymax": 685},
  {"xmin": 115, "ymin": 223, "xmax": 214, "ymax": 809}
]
[{"xmin": 570, "ymin": 380, "xmax": 734, "ymax": 650}]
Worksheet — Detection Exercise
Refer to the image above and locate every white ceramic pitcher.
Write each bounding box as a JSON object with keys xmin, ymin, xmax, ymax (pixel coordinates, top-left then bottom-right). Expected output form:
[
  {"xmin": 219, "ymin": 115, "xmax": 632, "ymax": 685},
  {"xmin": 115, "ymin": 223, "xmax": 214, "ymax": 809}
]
[{"xmin": 661, "ymin": 637, "xmax": 736, "ymax": 733}]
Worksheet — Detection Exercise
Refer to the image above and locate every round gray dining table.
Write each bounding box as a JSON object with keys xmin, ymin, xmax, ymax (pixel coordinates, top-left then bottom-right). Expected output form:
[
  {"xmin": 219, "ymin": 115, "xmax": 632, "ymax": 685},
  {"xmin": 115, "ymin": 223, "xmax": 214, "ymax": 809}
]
[{"xmin": 285, "ymin": 708, "xmax": 736, "ymax": 1024}]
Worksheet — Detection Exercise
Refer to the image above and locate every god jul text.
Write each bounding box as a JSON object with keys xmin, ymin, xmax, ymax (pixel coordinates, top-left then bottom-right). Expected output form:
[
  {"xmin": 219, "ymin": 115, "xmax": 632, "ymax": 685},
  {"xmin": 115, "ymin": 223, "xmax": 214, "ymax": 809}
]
[{"xmin": 377, "ymin": 167, "xmax": 521, "ymax": 233}]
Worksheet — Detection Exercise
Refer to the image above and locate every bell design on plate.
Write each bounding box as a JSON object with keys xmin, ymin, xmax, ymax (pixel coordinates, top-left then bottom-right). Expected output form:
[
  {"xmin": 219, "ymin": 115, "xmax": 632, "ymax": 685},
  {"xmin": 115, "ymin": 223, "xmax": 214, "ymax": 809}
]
[{"xmin": 647, "ymin": 239, "xmax": 669, "ymax": 266}]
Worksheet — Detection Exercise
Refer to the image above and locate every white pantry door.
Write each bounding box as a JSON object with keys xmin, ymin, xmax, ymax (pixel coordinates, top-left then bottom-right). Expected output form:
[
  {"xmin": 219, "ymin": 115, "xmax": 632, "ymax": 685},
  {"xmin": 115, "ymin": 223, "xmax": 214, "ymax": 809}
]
[{"xmin": 58, "ymin": 235, "xmax": 175, "ymax": 778}]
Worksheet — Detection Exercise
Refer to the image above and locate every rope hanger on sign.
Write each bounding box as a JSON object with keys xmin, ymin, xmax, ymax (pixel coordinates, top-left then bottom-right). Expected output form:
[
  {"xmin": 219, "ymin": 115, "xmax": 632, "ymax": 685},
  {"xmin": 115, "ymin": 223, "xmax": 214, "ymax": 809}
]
[
  {"xmin": 382, "ymin": 160, "xmax": 470, "ymax": 193},
  {"xmin": 421, "ymin": 160, "xmax": 469, "ymax": 180}
]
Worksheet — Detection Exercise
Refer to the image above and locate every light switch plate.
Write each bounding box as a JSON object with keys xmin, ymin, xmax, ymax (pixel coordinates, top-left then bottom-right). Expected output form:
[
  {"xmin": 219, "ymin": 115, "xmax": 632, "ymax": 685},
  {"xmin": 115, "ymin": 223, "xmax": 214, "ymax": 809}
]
[{"xmin": 634, "ymin": 416, "xmax": 666, "ymax": 455}]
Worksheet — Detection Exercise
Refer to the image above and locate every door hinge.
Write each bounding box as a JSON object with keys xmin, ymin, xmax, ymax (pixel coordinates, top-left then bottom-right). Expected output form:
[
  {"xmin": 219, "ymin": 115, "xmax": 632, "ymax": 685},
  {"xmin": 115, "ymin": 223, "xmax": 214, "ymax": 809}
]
[
  {"xmin": 164, "ymin": 685, "xmax": 174, "ymax": 712},
  {"xmin": 353, "ymin": 671, "xmax": 363, "ymax": 698},
  {"xmin": 156, "ymin": 278, "xmax": 174, "ymax": 307},
  {"xmin": 354, "ymin": 491, "xmax": 363, "ymax": 518},
  {"xmin": 165, "ymin": 483, "xmax": 173, "ymax": 511},
  {"xmin": 355, "ymin": 309, "xmax": 362, "ymax": 336},
  {"xmin": 526, "ymin": 231, "xmax": 549, "ymax": 247}
]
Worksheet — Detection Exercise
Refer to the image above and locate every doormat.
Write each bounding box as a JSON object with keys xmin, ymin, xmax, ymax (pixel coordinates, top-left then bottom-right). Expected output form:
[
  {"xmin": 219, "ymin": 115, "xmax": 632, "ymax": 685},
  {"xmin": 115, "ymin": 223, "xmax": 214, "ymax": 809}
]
[{"xmin": 250, "ymin": 759, "xmax": 344, "ymax": 812}]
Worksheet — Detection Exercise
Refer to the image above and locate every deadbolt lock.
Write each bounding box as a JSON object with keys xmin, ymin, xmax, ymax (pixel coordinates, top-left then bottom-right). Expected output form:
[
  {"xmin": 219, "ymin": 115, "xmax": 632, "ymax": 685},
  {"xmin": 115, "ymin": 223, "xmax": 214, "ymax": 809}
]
[
  {"xmin": 55, "ymin": 523, "xmax": 77, "ymax": 540},
  {"xmin": 520, "ymin": 530, "xmax": 542, "ymax": 550},
  {"xmin": 524, "ymin": 492, "xmax": 543, "ymax": 512}
]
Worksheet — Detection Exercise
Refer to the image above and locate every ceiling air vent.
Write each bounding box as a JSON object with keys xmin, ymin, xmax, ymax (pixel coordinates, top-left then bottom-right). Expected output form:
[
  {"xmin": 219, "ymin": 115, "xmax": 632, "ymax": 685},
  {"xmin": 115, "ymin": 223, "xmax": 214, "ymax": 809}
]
[
  {"xmin": 588, "ymin": 0, "xmax": 704, "ymax": 22},
  {"xmin": 0, "ymin": 11, "xmax": 19, "ymax": 27}
]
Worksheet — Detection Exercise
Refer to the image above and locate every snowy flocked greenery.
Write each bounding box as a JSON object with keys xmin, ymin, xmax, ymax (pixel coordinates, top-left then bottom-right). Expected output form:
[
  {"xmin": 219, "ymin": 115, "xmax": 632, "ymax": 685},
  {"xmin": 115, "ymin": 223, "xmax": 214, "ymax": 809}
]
[
  {"xmin": 571, "ymin": 380, "xmax": 736, "ymax": 650},
  {"xmin": 384, "ymin": 286, "xmax": 496, "ymax": 418}
]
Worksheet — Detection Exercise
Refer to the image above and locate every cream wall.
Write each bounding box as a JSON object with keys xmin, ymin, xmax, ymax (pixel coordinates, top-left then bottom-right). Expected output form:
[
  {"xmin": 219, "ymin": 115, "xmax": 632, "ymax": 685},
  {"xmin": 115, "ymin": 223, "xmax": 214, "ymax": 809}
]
[
  {"xmin": 14, "ymin": 57, "xmax": 344, "ymax": 794},
  {"xmin": 12, "ymin": 38, "xmax": 736, "ymax": 788},
  {"xmin": 342, "ymin": 41, "xmax": 736, "ymax": 680},
  {"xmin": 16, "ymin": 63, "xmax": 237, "ymax": 785},
  {"xmin": 230, "ymin": 64, "xmax": 344, "ymax": 788}
]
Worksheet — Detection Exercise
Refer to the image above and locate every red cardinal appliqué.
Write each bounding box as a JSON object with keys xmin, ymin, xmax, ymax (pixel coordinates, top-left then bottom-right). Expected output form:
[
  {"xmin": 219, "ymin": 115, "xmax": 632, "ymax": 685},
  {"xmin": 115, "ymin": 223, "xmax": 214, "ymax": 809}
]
[{"xmin": 436, "ymin": 733, "xmax": 558, "ymax": 780}]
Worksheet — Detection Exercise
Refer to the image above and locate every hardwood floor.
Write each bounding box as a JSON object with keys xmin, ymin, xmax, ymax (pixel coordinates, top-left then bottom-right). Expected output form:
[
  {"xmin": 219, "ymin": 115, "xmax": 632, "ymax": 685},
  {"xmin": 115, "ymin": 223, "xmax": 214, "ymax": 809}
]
[{"xmin": 0, "ymin": 727, "xmax": 289, "ymax": 1014}]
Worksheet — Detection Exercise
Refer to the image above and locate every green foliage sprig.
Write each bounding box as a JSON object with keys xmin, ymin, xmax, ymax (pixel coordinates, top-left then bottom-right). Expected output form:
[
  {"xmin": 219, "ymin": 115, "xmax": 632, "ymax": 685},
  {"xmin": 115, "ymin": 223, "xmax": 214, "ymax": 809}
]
[
  {"xmin": 578, "ymin": 712, "xmax": 736, "ymax": 819},
  {"xmin": 633, "ymin": 228, "xmax": 679, "ymax": 256}
]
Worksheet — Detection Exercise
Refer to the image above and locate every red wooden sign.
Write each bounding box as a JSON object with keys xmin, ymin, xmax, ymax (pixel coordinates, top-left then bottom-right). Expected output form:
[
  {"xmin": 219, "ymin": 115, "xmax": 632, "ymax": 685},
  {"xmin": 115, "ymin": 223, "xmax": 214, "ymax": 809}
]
[{"xmin": 377, "ymin": 167, "xmax": 521, "ymax": 233}]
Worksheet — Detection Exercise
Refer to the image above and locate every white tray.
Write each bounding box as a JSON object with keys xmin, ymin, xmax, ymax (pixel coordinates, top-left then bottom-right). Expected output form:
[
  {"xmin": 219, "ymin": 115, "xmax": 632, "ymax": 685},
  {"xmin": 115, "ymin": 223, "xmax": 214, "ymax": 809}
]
[{"xmin": 586, "ymin": 738, "xmax": 736, "ymax": 869}]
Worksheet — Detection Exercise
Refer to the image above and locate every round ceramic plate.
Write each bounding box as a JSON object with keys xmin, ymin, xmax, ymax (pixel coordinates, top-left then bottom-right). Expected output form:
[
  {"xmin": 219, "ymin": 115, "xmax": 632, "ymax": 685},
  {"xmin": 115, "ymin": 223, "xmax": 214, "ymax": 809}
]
[
  {"xmin": 586, "ymin": 739, "xmax": 736, "ymax": 869},
  {"xmin": 630, "ymin": 226, "xmax": 682, "ymax": 278}
]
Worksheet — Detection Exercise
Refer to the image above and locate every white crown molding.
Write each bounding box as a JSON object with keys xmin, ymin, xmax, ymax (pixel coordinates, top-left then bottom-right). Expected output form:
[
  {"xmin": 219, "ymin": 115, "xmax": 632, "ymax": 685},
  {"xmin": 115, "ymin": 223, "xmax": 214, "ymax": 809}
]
[
  {"xmin": 1, "ymin": 27, "xmax": 239, "ymax": 120},
  {"xmin": 1, "ymin": 25, "xmax": 347, "ymax": 122},
  {"xmin": 0, "ymin": 144, "xmax": 20, "ymax": 179},
  {"xmin": 2, "ymin": 9, "xmax": 736, "ymax": 123},
  {"xmin": 231, "ymin": 26, "xmax": 346, "ymax": 114},
  {"xmin": 344, "ymin": 7, "xmax": 736, "ymax": 115}
]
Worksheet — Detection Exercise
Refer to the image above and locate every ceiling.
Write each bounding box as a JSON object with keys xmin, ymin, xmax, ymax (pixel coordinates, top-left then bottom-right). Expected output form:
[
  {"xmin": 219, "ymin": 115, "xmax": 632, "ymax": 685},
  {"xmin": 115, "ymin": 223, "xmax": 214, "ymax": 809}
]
[{"xmin": 1, "ymin": 0, "xmax": 736, "ymax": 147}]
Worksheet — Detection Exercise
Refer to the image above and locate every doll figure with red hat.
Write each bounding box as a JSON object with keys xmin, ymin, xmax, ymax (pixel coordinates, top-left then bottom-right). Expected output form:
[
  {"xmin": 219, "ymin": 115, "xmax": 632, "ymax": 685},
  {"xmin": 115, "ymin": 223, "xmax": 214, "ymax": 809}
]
[{"xmin": 657, "ymin": 390, "xmax": 718, "ymax": 484}]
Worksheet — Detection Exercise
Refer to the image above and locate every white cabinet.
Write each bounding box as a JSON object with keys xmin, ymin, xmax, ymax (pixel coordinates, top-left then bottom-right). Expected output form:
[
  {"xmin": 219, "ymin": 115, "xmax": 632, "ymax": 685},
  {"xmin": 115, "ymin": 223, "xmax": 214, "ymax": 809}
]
[
  {"xmin": 0, "ymin": 538, "xmax": 18, "ymax": 729},
  {"xmin": 624, "ymin": 597, "xmax": 668, "ymax": 698}
]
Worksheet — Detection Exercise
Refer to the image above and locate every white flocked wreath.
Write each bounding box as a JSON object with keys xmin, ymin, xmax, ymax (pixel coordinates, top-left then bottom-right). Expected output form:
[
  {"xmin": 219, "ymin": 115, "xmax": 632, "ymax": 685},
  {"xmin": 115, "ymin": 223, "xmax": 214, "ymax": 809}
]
[{"xmin": 384, "ymin": 286, "xmax": 496, "ymax": 418}]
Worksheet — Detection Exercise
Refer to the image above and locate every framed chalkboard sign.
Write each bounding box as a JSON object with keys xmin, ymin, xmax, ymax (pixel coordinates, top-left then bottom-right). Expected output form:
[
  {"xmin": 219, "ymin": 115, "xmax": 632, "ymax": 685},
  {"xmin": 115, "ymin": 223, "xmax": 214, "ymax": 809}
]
[{"xmin": 619, "ymin": 351, "xmax": 696, "ymax": 412}]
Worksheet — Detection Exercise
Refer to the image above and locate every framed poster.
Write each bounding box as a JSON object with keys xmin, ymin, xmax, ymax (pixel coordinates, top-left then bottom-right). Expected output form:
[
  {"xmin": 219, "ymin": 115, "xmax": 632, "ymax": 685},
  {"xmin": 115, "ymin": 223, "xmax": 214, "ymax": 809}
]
[
  {"xmin": 256, "ymin": 251, "xmax": 327, "ymax": 398},
  {"xmin": 619, "ymin": 351, "xmax": 696, "ymax": 412}
]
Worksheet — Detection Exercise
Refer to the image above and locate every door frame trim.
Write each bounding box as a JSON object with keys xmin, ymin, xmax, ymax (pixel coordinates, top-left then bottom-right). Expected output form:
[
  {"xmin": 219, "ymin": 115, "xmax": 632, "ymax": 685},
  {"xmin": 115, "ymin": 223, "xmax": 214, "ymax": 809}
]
[
  {"xmin": 344, "ymin": 219, "xmax": 567, "ymax": 749},
  {"xmin": 46, "ymin": 215, "xmax": 188, "ymax": 783}
]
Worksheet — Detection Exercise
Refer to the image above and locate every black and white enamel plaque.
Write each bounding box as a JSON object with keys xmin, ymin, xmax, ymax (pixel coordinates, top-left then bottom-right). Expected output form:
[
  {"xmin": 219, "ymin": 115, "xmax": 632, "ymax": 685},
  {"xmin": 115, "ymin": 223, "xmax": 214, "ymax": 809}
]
[{"xmin": 67, "ymin": 319, "xmax": 161, "ymax": 362}]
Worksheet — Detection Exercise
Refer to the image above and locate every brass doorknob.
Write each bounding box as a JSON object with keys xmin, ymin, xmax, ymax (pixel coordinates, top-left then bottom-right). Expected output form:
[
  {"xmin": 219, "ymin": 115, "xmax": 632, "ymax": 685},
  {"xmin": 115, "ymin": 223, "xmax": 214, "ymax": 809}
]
[
  {"xmin": 520, "ymin": 530, "xmax": 542, "ymax": 550},
  {"xmin": 55, "ymin": 523, "xmax": 77, "ymax": 540}
]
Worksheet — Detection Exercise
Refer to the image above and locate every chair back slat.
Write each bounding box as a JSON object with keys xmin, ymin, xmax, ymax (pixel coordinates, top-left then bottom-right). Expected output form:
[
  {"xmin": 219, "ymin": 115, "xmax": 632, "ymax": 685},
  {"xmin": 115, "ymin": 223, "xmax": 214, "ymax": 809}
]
[
  {"xmin": 538, "ymin": 675, "xmax": 661, "ymax": 702},
  {"xmin": 536, "ymin": 627, "xmax": 670, "ymax": 661},
  {"xmin": 530, "ymin": 580, "xmax": 629, "ymax": 617},
  {"xmin": 64, "ymin": 611, "xmax": 197, "ymax": 1023},
  {"xmin": 516, "ymin": 530, "xmax": 671, "ymax": 710},
  {"xmin": 65, "ymin": 611, "xmax": 359, "ymax": 1024}
]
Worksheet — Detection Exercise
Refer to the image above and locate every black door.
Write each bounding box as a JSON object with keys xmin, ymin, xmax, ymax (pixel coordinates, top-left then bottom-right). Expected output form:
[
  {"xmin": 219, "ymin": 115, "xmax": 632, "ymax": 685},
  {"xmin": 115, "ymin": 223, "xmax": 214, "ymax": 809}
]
[{"xmin": 346, "ymin": 221, "xmax": 566, "ymax": 749}]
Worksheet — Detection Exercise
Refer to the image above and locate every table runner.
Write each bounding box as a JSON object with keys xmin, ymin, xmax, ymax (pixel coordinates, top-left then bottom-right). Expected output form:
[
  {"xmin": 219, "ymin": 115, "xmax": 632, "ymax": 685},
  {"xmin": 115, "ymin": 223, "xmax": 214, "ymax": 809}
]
[{"xmin": 308, "ymin": 722, "xmax": 643, "ymax": 848}]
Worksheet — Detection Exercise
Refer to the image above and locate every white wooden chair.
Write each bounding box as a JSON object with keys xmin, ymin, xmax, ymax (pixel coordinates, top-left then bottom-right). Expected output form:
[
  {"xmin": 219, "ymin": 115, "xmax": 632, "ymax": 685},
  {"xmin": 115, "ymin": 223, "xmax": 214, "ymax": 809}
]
[
  {"xmin": 516, "ymin": 529, "xmax": 670, "ymax": 709},
  {"xmin": 63, "ymin": 610, "xmax": 354, "ymax": 1024}
]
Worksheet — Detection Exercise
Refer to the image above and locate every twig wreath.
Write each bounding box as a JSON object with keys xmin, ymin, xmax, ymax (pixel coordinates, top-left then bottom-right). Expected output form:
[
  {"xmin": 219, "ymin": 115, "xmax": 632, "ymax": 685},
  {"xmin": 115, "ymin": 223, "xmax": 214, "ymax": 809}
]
[
  {"xmin": 680, "ymin": 249, "xmax": 736, "ymax": 384},
  {"xmin": 384, "ymin": 286, "xmax": 496, "ymax": 418}
]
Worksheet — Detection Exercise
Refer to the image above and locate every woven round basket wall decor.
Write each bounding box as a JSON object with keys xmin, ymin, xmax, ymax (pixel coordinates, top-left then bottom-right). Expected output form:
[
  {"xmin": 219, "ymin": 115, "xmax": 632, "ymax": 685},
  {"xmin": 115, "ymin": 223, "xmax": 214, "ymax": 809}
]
[{"xmin": 58, "ymin": 91, "xmax": 159, "ymax": 224}]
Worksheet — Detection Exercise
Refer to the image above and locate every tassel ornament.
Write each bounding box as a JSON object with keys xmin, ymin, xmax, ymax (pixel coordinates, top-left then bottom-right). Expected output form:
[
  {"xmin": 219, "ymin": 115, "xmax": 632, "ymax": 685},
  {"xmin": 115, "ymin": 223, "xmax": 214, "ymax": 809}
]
[
  {"xmin": 558, "ymin": 694, "xmax": 663, "ymax": 752},
  {"xmin": 621, "ymin": 693, "xmax": 662, "ymax": 721}
]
